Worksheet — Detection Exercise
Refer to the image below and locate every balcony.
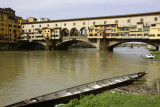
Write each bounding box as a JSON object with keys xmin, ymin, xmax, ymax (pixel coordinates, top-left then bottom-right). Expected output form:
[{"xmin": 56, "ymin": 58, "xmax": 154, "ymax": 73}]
[
  {"xmin": 105, "ymin": 30, "xmax": 112, "ymax": 33},
  {"xmin": 31, "ymin": 37, "xmax": 43, "ymax": 41},
  {"xmin": 62, "ymin": 36, "xmax": 88, "ymax": 40},
  {"xmin": 19, "ymin": 36, "xmax": 28, "ymax": 41},
  {"xmin": 97, "ymin": 36, "xmax": 103, "ymax": 38},
  {"xmin": 143, "ymin": 28, "xmax": 150, "ymax": 31},
  {"xmin": 129, "ymin": 29, "xmax": 137, "ymax": 31}
]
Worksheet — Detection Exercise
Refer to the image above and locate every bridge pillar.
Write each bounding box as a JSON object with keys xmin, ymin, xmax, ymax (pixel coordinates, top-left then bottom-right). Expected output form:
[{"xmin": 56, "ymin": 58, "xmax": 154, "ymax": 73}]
[
  {"xmin": 155, "ymin": 44, "xmax": 160, "ymax": 51},
  {"xmin": 156, "ymin": 47, "xmax": 159, "ymax": 51},
  {"xmin": 108, "ymin": 47, "xmax": 113, "ymax": 51},
  {"xmin": 45, "ymin": 39, "xmax": 51, "ymax": 51},
  {"xmin": 45, "ymin": 39, "xmax": 56, "ymax": 51},
  {"xmin": 97, "ymin": 39, "xmax": 109, "ymax": 51}
]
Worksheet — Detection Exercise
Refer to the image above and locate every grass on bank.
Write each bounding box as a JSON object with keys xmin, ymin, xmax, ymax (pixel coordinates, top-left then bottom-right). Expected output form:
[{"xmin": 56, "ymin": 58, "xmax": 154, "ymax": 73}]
[
  {"xmin": 146, "ymin": 48, "xmax": 157, "ymax": 51},
  {"xmin": 151, "ymin": 51, "xmax": 160, "ymax": 60},
  {"xmin": 146, "ymin": 48, "xmax": 160, "ymax": 60},
  {"xmin": 59, "ymin": 91, "xmax": 160, "ymax": 107}
]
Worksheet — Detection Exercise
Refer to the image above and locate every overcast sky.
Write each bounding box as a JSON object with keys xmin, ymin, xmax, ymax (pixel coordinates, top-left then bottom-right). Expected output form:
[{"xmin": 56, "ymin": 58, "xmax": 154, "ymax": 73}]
[{"xmin": 0, "ymin": 0, "xmax": 160, "ymax": 20}]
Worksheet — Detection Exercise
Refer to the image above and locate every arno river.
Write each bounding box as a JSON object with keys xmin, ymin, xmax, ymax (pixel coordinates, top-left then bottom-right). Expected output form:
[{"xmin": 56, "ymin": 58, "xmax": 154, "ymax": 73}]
[{"xmin": 0, "ymin": 47, "xmax": 160, "ymax": 106}]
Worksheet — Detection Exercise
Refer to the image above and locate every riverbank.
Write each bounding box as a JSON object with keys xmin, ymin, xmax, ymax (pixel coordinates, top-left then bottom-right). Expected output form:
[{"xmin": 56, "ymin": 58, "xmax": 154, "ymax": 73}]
[
  {"xmin": 146, "ymin": 48, "xmax": 156, "ymax": 51},
  {"xmin": 151, "ymin": 51, "xmax": 160, "ymax": 60},
  {"xmin": 59, "ymin": 83, "xmax": 160, "ymax": 107},
  {"xmin": 146, "ymin": 48, "xmax": 160, "ymax": 60}
]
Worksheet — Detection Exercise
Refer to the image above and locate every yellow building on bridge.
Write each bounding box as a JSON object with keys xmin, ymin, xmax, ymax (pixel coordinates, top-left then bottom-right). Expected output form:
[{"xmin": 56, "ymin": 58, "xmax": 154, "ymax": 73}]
[
  {"xmin": 150, "ymin": 23, "xmax": 160, "ymax": 39},
  {"xmin": 88, "ymin": 24, "xmax": 118, "ymax": 39},
  {"xmin": 87, "ymin": 22, "xmax": 160, "ymax": 40}
]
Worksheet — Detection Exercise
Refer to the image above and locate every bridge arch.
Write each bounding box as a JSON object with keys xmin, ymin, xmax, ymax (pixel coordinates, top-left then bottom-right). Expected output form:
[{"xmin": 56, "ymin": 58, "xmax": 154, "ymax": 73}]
[
  {"xmin": 56, "ymin": 40, "xmax": 96, "ymax": 50},
  {"xmin": 16, "ymin": 42, "xmax": 46, "ymax": 50},
  {"xmin": 62, "ymin": 28, "xmax": 69, "ymax": 37},
  {"xmin": 107, "ymin": 39, "xmax": 158, "ymax": 51},
  {"xmin": 70, "ymin": 28, "xmax": 79, "ymax": 36},
  {"xmin": 80, "ymin": 27, "xmax": 88, "ymax": 37}
]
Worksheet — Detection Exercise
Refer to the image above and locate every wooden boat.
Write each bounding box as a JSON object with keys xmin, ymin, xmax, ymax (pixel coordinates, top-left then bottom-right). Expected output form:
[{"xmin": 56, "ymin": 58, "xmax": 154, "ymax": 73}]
[{"xmin": 5, "ymin": 72, "xmax": 147, "ymax": 107}]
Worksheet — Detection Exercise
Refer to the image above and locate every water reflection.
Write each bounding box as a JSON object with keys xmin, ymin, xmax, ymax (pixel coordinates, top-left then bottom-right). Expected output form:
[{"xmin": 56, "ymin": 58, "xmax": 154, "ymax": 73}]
[{"xmin": 0, "ymin": 47, "xmax": 160, "ymax": 106}]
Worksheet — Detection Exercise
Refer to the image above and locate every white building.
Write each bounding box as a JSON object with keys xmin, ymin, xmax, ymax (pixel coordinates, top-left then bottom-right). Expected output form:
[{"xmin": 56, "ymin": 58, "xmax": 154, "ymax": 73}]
[{"xmin": 37, "ymin": 18, "xmax": 50, "ymax": 22}]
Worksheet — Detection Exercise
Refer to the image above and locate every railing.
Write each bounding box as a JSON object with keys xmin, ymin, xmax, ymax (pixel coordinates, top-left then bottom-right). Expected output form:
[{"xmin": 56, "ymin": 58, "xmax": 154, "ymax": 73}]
[
  {"xmin": 19, "ymin": 37, "xmax": 28, "ymax": 41},
  {"xmin": 30, "ymin": 34, "xmax": 43, "ymax": 36},
  {"xmin": 105, "ymin": 31, "xmax": 112, "ymax": 33},
  {"xmin": 88, "ymin": 35, "xmax": 160, "ymax": 39},
  {"xmin": 104, "ymin": 36, "xmax": 150, "ymax": 39},
  {"xmin": 62, "ymin": 36, "xmax": 88, "ymax": 41},
  {"xmin": 31, "ymin": 38, "xmax": 44, "ymax": 40},
  {"xmin": 51, "ymin": 36, "xmax": 60, "ymax": 40}
]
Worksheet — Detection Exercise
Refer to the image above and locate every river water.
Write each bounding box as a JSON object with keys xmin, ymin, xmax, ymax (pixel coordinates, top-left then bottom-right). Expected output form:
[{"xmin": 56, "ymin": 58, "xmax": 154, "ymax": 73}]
[{"xmin": 0, "ymin": 47, "xmax": 160, "ymax": 106}]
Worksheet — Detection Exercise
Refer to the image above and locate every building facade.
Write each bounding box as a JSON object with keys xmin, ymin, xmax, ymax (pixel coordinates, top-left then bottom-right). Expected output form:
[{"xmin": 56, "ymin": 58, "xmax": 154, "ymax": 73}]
[
  {"xmin": 37, "ymin": 18, "xmax": 50, "ymax": 22},
  {"xmin": 88, "ymin": 22, "xmax": 151, "ymax": 39},
  {"xmin": 27, "ymin": 17, "xmax": 37, "ymax": 22},
  {"xmin": 0, "ymin": 8, "xmax": 25, "ymax": 43},
  {"xmin": 150, "ymin": 23, "xmax": 160, "ymax": 39},
  {"xmin": 42, "ymin": 27, "xmax": 61, "ymax": 40},
  {"xmin": 21, "ymin": 11, "xmax": 160, "ymax": 41}
]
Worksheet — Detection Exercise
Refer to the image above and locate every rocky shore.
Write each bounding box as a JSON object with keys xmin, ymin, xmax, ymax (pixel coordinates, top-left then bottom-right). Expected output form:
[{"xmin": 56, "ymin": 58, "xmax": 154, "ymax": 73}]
[
  {"xmin": 61, "ymin": 82, "xmax": 160, "ymax": 107},
  {"xmin": 111, "ymin": 82, "xmax": 158, "ymax": 96}
]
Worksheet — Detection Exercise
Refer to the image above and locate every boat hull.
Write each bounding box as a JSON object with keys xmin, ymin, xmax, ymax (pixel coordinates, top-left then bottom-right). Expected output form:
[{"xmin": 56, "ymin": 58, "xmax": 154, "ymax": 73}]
[
  {"xmin": 21, "ymin": 80, "xmax": 136, "ymax": 107},
  {"xmin": 6, "ymin": 72, "xmax": 147, "ymax": 107}
]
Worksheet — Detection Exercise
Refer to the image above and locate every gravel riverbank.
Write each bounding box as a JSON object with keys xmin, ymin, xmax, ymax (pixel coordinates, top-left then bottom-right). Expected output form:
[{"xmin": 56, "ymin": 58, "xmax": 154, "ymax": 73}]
[{"xmin": 114, "ymin": 84, "xmax": 158, "ymax": 96}]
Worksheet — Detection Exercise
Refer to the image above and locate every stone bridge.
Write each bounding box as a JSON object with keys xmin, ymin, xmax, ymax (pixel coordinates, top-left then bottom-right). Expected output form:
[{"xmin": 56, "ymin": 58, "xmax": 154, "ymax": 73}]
[
  {"xmin": 17, "ymin": 36, "xmax": 160, "ymax": 51},
  {"xmin": 95, "ymin": 38, "xmax": 160, "ymax": 51}
]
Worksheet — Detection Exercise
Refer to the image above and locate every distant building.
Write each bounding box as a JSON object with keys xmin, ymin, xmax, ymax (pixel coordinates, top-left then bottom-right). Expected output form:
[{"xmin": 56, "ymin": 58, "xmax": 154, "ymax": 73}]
[
  {"xmin": 27, "ymin": 17, "xmax": 37, "ymax": 22},
  {"xmin": 0, "ymin": 8, "xmax": 26, "ymax": 43},
  {"xmin": 0, "ymin": 8, "xmax": 15, "ymax": 17},
  {"xmin": 37, "ymin": 18, "xmax": 50, "ymax": 22}
]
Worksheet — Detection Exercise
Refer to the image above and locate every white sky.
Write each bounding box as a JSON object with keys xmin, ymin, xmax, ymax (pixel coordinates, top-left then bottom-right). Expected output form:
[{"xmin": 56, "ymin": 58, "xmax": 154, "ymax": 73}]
[{"xmin": 0, "ymin": 0, "xmax": 160, "ymax": 20}]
